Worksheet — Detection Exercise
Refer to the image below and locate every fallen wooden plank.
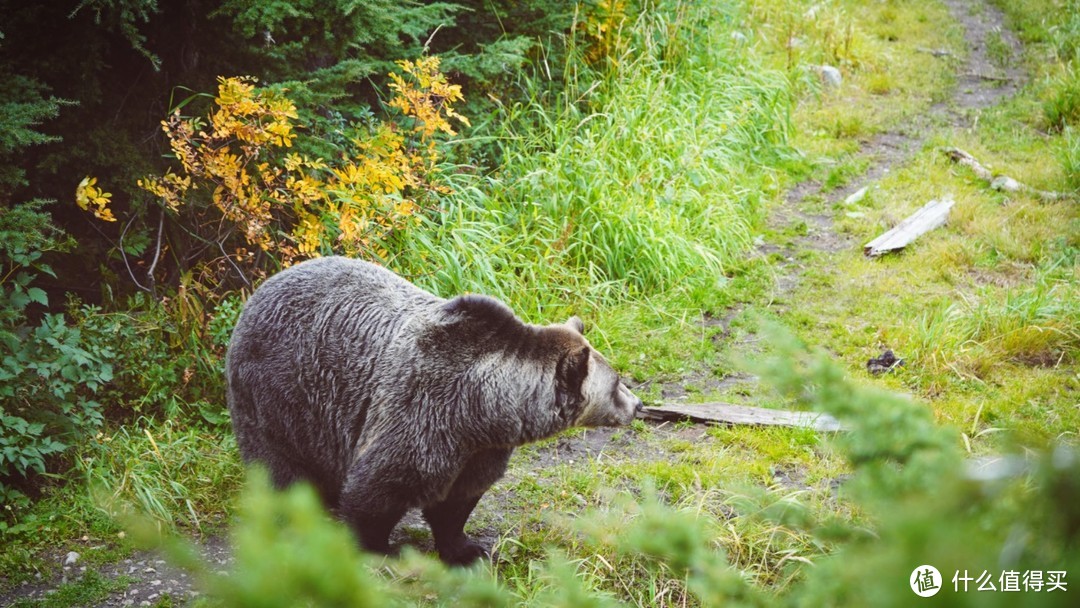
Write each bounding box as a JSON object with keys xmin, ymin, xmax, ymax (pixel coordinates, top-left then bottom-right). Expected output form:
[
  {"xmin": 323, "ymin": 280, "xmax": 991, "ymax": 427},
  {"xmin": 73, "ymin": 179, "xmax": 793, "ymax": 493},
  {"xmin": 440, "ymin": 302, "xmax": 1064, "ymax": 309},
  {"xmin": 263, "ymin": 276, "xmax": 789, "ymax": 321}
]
[
  {"xmin": 640, "ymin": 402, "xmax": 846, "ymax": 432},
  {"xmin": 864, "ymin": 197, "xmax": 955, "ymax": 257}
]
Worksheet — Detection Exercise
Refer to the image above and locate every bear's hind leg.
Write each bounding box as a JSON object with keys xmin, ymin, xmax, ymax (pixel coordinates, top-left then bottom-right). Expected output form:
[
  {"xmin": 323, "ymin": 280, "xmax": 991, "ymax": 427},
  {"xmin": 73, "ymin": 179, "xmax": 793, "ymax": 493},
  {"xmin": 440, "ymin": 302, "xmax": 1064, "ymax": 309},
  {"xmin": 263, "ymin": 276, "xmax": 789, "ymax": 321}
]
[
  {"xmin": 422, "ymin": 495, "xmax": 486, "ymax": 566},
  {"xmin": 339, "ymin": 467, "xmax": 409, "ymax": 555},
  {"xmin": 256, "ymin": 447, "xmax": 343, "ymax": 510},
  {"xmin": 422, "ymin": 447, "xmax": 512, "ymax": 566}
]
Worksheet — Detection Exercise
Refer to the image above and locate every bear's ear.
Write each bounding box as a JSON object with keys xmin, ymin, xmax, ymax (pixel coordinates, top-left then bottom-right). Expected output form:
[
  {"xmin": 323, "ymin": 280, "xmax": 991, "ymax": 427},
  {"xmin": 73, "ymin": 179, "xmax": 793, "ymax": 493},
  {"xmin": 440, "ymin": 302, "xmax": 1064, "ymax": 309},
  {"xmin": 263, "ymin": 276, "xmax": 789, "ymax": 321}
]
[
  {"xmin": 557, "ymin": 345, "xmax": 591, "ymax": 394},
  {"xmin": 565, "ymin": 316, "xmax": 585, "ymax": 334}
]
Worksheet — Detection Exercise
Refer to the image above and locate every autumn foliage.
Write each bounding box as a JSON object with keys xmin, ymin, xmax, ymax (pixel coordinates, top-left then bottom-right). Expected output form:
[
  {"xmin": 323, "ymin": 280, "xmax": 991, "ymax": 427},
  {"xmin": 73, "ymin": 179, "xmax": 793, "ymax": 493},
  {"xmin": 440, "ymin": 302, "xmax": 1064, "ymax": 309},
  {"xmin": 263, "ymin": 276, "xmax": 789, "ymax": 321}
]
[{"xmin": 83, "ymin": 57, "xmax": 468, "ymax": 286}]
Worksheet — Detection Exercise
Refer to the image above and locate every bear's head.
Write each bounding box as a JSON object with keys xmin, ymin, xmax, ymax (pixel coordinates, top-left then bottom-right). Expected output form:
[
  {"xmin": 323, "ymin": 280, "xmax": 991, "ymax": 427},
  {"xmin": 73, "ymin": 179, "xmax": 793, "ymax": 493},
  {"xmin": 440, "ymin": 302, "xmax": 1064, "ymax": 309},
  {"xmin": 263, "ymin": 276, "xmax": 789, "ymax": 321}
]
[
  {"xmin": 552, "ymin": 316, "xmax": 643, "ymax": 428},
  {"xmin": 437, "ymin": 296, "xmax": 643, "ymax": 430}
]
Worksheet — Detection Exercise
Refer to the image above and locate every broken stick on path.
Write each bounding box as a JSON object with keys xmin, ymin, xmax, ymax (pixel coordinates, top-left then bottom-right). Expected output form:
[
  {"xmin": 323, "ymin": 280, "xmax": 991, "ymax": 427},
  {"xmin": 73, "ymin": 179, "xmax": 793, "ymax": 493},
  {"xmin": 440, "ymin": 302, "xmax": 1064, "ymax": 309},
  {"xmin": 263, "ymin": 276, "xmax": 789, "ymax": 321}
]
[
  {"xmin": 942, "ymin": 147, "xmax": 1068, "ymax": 202},
  {"xmin": 641, "ymin": 402, "xmax": 846, "ymax": 432}
]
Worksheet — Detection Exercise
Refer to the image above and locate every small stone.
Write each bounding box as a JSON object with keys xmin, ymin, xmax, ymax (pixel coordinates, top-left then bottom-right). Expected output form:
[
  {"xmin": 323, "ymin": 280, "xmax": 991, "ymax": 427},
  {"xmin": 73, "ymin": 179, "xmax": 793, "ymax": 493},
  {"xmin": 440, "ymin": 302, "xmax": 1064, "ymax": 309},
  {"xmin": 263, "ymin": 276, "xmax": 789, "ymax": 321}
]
[
  {"xmin": 818, "ymin": 65, "xmax": 842, "ymax": 89},
  {"xmin": 731, "ymin": 31, "xmax": 748, "ymax": 44},
  {"xmin": 844, "ymin": 186, "xmax": 869, "ymax": 207},
  {"xmin": 64, "ymin": 551, "xmax": 80, "ymax": 566},
  {"xmin": 991, "ymin": 175, "xmax": 1020, "ymax": 192}
]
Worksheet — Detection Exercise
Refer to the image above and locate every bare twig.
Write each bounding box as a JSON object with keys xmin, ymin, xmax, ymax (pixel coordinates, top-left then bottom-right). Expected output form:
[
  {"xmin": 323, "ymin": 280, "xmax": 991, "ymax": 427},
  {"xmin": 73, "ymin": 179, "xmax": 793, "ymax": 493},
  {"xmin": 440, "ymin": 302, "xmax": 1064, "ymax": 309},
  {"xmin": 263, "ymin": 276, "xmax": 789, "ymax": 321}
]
[
  {"xmin": 146, "ymin": 209, "xmax": 166, "ymax": 296},
  {"xmin": 119, "ymin": 215, "xmax": 151, "ymax": 293},
  {"xmin": 218, "ymin": 239, "xmax": 251, "ymax": 287},
  {"xmin": 916, "ymin": 46, "xmax": 954, "ymax": 58},
  {"xmin": 423, "ymin": 24, "xmax": 444, "ymax": 54},
  {"xmin": 942, "ymin": 147, "xmax": 1070, "ymax": 202}
]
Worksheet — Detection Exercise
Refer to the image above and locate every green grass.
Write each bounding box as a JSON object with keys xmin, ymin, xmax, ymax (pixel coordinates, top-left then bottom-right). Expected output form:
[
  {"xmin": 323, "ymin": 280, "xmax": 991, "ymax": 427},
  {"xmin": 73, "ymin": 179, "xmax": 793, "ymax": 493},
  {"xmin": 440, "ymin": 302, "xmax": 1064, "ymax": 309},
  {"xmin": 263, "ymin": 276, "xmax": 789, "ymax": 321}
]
[
  {"xmin": 392, "ymin": 1, "xmax": 793, "ymax": 326},
  {"xmin": 1, "ymin": 420, "xmax": 241, "ymax": 585},
  {"xmin": 74, "ymin": 419, "xmax": 242, "ymax": 533}
]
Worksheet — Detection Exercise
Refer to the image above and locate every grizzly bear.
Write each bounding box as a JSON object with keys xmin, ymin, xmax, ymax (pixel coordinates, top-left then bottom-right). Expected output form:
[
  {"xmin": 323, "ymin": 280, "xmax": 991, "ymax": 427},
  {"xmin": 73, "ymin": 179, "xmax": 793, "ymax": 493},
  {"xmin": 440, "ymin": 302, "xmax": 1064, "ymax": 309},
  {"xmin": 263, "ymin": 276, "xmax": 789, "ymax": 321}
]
[{"xmin": 226, "ymin": 256, "xmax": 642, "ymax": 565}]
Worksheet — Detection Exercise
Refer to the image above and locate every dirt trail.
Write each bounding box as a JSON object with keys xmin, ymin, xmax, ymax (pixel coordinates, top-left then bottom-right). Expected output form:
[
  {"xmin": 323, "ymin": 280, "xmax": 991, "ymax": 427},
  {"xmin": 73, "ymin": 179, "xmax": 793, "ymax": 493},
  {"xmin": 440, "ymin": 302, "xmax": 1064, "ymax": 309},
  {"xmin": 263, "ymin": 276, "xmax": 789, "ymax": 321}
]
[
  {"xmin": 769, "ymin": 0, "xmax": 1025, "ymax": 297},
  {"xmin": 0, "ymin": 1, "xmax": 1027, "ymax": 605}
]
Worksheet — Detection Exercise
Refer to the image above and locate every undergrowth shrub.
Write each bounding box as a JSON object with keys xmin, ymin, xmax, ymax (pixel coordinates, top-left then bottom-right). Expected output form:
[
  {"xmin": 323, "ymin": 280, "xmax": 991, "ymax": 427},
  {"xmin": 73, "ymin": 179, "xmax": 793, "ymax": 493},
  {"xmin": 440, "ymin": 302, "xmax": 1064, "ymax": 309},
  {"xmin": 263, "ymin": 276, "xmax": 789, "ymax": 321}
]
[
  {"xmin": 0, "ymin": 202, "xmax": 112, "ymax": 515},
  {"xmin": 73, "ymin": 290, "xmax": 242, "ymax": 426},
  {"xmin": 79, "ymin": 57, "xmax": 468, "ymax": 293}
]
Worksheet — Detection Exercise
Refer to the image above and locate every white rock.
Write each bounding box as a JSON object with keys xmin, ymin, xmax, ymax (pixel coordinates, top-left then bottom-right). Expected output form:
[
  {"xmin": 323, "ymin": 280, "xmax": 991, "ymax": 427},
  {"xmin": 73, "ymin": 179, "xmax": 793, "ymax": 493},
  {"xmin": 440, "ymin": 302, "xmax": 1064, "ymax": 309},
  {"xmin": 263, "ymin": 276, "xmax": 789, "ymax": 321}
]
[
  {"xmin": 844, "ymin": 186, "xmax": 869, "ymax": 206},
  {"xmin": 64, "ymin": 551, "xmax": 80, "ymax": 566},
  {"xmin": 991, "ymin": 175, "xmax": 1021, "ymax": 192},
  {"xmin": 818, "ymin": 65, "xmax": 842, "ymax": 89},
  {"xmin": 731, "ymin": 31, "xmax": 748, "ymax": 44}
]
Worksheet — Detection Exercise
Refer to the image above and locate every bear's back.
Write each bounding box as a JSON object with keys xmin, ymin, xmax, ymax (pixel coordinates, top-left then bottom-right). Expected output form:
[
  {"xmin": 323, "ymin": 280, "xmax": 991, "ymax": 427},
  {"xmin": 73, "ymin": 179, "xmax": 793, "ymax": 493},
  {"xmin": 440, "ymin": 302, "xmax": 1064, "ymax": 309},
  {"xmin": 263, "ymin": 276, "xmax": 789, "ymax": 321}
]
[{"xmin": 225, "ymin": 256, "xmax": 442, "ymax": 499}]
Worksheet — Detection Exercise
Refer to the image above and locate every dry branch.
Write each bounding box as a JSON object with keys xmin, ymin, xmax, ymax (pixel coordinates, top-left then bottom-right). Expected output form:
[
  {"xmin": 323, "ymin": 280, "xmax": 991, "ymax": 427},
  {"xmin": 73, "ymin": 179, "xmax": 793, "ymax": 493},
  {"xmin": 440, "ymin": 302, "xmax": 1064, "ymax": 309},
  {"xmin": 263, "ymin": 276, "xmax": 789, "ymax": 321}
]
[{"xmin": 942, "ymin": 147, "xmax": 1068, "ymax": 202}]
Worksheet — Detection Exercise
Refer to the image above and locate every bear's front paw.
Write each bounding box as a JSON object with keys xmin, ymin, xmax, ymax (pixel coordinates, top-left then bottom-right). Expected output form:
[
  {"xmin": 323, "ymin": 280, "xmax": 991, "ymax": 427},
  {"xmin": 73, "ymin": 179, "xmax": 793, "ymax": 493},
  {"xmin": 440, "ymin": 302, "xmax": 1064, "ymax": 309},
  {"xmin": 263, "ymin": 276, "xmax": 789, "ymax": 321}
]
[{"xmin": 438, "ymin": 539, "xmax": 489, "ymax": 566}]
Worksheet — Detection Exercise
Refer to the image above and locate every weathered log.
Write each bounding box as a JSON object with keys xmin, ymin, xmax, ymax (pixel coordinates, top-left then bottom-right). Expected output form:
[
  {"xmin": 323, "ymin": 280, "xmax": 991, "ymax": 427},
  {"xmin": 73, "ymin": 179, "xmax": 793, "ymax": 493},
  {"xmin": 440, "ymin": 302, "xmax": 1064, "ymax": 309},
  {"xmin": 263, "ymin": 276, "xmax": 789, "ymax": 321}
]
[
  {"xmin": 864, "ymin": 197, "xmax": 955, "ymax": 256},
  {"xmin": 942, "ymin": 147, "xmax": 1067, "ymax": 202},
  {"xmin": 640, "ymin": 402, "xmax": 846, "ymax": 432}
]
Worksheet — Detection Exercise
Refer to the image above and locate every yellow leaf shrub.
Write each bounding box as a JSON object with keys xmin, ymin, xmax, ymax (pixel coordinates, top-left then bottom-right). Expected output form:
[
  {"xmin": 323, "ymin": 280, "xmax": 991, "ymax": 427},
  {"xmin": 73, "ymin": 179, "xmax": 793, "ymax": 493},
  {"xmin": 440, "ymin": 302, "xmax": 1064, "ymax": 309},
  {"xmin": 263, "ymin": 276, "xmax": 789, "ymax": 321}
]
[
  {"xmin": 75, "ymin": 176, "xmax": 117, "ymax": 222},
  {"xmin": 122, "ymin": 58, "xmax": 465, "ymax": 282}
]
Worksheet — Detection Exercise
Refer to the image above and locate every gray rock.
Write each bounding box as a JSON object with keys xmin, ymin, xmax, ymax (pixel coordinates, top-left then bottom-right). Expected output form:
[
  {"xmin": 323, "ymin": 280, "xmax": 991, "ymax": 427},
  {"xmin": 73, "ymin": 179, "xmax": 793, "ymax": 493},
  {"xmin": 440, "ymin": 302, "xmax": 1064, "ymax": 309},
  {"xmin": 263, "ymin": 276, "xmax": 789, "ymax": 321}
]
[
  {"xmin": 991, "ymin": 175, "xmax": 1020, "ymax": 192},
  {"xmin": 818, "ymin": 65, "xmax": 842, "ymax": 89}
]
